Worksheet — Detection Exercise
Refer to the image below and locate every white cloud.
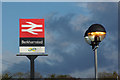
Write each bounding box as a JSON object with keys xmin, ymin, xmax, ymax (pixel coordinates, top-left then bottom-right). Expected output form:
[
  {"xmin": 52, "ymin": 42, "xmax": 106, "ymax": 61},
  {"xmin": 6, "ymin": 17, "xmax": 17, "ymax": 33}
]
[
  {"xmin": 70, "ymin": 15, "xmax": 91, "ymax": 32},
  {"xmin": 70, "ymin": 68, "xmax": 94, "ymax": 78},
  {"xmin": 2, "ymin": 50, "xmax": 63, "ymax": 72},
  {"xmin": 46, "ymin": 31, "xmax": 55, "ymax": 43},
  {"xmin": 36, "ymin": 53, "xmax": 64, "ymax": 66},
  {"xmin": 2, "ymin": 51, "xmax": 28, "ymax": 72}
]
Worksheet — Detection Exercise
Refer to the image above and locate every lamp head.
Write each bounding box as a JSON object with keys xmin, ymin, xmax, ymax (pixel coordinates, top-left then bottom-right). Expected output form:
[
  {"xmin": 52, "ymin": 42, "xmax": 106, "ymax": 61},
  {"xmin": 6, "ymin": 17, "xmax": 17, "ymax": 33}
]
[{"xmin": 84, "ymin": 24, "xmax": 106, "ymax": 48}]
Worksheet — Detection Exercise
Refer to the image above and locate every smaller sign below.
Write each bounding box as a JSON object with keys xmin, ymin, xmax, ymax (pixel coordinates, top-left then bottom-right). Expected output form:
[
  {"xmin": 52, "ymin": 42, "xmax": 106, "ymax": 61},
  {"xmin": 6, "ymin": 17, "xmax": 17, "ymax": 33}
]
[{"xmin": 19, "ymin": 46, "xmax": 45, "ymax": 53}]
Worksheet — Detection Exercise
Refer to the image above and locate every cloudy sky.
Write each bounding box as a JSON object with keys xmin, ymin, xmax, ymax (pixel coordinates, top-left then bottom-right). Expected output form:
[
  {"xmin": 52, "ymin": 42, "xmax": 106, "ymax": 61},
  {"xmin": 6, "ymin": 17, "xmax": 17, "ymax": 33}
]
[{"xmin": 2, "ymin": 2, "xmax": 118, "ymax": 78}]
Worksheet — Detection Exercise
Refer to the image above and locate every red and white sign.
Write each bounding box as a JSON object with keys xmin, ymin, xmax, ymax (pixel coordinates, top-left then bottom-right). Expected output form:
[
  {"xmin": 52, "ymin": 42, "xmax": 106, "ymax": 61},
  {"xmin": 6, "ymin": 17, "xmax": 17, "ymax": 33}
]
[
  {"xmin": 19, "ymin": 19, "xmax": 45, "ymax": 54},
  {"xmin": 20, "ymin": 19, "xmax": 45, "ymax": 38}
]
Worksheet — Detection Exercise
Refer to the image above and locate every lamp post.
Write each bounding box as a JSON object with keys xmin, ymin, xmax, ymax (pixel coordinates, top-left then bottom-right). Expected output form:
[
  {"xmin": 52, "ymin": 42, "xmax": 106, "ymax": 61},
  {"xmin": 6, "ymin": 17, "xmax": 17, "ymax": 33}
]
[{"xmin": 84, "ymin": 24, "xmax": 106, "ymax": 79}]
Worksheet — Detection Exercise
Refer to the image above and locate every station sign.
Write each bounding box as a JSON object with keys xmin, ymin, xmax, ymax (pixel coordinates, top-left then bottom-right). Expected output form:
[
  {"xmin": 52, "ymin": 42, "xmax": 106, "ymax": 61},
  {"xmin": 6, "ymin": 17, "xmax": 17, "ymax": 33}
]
[{"xmin": 19, "ymin": 19, "xmax": 45, "ymax": 54}]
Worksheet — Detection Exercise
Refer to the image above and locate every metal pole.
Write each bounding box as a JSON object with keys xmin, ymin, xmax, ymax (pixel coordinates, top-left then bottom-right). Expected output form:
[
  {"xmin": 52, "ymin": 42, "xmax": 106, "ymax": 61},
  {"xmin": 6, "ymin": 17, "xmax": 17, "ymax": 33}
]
[
  {"xmin": 31, "ymin": 57, "xmax": 34, "ymax": 79},
  {"xmin": 27, "ymin": 56, "xmax": 37, "ymax": 80},
  {"xmin": 94, "ymin": 48, "xmax": 98, "ymax": 80}
]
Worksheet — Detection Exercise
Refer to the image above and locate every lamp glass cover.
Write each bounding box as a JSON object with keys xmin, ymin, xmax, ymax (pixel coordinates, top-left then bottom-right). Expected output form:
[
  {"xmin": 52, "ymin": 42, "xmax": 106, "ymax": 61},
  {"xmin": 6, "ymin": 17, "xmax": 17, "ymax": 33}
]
[{"xmin": 88, "ymin": 32, "xmax": 106, "ymax": 42}]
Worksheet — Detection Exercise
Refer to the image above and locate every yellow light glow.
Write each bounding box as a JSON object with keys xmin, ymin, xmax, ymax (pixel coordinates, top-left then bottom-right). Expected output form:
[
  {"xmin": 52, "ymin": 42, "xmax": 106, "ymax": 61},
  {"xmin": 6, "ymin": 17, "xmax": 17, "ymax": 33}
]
[{"xmin": 88, "ymin": 32, "xmax": 106, "ymax": 36}]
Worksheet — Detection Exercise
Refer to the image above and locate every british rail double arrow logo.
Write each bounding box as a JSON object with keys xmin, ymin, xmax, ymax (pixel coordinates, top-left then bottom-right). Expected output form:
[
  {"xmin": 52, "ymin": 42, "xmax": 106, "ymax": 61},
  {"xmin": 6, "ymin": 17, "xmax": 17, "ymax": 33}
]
[{"xmin": 21, "ymin": 22, "xmax": 43, "ymax": 35}]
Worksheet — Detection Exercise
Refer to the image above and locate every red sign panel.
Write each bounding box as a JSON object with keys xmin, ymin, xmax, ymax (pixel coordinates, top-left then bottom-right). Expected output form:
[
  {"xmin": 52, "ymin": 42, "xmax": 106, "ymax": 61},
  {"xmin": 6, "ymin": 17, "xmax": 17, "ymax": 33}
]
[{"xmin": 20, "ymin": 19, "xmax": 45, "ymax": 38}]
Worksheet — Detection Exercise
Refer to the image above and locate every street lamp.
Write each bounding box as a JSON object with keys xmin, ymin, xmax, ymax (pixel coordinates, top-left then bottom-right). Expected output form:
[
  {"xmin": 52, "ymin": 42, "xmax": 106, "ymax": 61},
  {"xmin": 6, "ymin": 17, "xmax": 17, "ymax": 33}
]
[{"xmin": 84, "ymin": 24, "xmax": 106, "ymax": 79}]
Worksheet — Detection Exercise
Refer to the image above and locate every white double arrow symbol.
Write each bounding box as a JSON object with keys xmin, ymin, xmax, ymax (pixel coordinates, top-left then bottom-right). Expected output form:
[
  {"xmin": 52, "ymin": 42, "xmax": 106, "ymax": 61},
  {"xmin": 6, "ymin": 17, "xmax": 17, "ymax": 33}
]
[{"xmin": 22, "ymin": 22, "xmax": 43, "ymax": 35}]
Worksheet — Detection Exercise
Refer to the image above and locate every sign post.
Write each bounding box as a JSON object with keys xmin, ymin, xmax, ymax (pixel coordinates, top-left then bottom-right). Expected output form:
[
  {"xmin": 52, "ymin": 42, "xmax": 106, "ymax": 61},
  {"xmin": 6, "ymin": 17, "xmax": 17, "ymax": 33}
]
[
  {"xmin": 27, "ymin": 56, "xmax": 37, "ymax": 79},
  {"xmin": 17, "ymin": 19, "xmax": 48, "ymax": 80}
]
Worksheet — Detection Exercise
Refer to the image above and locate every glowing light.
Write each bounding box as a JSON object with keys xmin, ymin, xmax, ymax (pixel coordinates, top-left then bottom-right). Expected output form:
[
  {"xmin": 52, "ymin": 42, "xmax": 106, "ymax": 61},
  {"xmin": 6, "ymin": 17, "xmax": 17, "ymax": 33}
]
[{"xmin": 88, "ymin": 32, "xmax": 106, "ymax": 36}]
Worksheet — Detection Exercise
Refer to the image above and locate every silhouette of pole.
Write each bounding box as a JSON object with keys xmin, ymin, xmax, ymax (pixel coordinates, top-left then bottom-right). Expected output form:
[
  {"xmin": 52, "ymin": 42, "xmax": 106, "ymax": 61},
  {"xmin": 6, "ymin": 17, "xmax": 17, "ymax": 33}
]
[
  {"xmin": 94, "ymin": 48, "xmax": 98, "ymax": 80},
  {"xmin": 27, "ymin": 56, "xmax": 37, "ymax": 80}
]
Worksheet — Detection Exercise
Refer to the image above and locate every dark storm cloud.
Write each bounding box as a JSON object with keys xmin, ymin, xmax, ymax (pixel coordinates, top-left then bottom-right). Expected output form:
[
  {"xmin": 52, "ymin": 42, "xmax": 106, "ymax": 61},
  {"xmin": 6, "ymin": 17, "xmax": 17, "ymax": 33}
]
[
  {"xmin": 44, "ymin": 2, "xmax": 118, "ymax": 73},
  {"xmin": 4, "ymin": 2, "xmax": 118, "ymax": 78},
  {"xmin": 87, "ymin": 2, "xmax": 118, "ymax": 32}
]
